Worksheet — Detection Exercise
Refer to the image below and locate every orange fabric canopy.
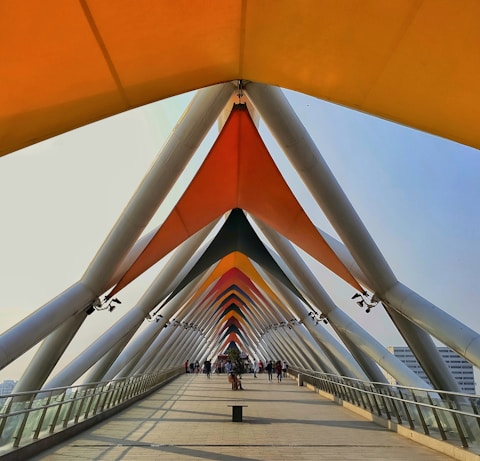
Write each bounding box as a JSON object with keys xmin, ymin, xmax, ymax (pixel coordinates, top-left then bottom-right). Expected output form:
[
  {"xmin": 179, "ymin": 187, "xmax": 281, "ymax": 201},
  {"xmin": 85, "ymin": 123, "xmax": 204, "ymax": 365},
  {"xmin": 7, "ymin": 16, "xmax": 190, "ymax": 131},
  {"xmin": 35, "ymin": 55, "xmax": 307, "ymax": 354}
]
[
  {"xmin": 195, "ymin": 254, "xmax": 283, "ymax": 306},
  {"xmin": 161, "ymin": 256, "xmax": 290, "ymax": 350},
  {"xmin": 109, "ymin": 105, "xmax": 362, "ymax": 297},
  {"xmin": 188, "ymin": 253, "xmax": 286, "ymax": 313},
  {"xmin": 2, "ymin": 1, "xmax": 480, "ymax": 157}
]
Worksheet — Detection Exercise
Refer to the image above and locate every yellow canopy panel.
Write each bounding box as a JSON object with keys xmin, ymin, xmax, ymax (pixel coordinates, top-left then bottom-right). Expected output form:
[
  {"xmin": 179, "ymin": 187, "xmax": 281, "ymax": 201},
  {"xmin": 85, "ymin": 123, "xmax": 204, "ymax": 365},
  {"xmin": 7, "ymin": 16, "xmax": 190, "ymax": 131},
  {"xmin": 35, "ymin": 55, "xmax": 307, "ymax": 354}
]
[{"xmin": 1, "ymin": 0, "xmax": 480, "ymax": 156}]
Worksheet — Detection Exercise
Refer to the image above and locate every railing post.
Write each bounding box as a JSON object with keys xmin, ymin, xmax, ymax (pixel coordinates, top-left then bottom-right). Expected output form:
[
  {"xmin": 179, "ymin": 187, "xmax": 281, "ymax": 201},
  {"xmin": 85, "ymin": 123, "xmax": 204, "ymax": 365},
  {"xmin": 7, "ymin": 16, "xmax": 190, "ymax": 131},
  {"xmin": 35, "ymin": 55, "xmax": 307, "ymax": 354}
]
[
  {"xmin": 49, "ymin": 392, "xmax": 67, "ymax": 434},
  {"xmin": 470, "ymin": 397, "xmax": 480, "ymax": 431},
  {"xmin": 93, "ymin": 385, "xmax": 108, "ymax": 415},
  {"xmin": 343, "ymin": 381, "xmax": 356, "ymax": 404},
  {"xmin": 427, "ymin": 394, "xmax": 448, "ymax": 441},
  {"xmin": 73, "ymin": 388, "xmax": 88, "ymax": 424},
  {"xmin": 83, "ymin": 385, "xmax": 100, "ymax": 419},
  {"xmin": 370, "ymin": 384, "xmax": 382, "ymax": 416},
  {"xmin": 63, "ymin": 388, "xmax": 79, "ymax": 428},
  {"xmin": 386, "ymin": 387, "xmax": 403, "ymax": 424},
  {"xmin": 110, "ymin": 381, "xmax": 123, "ymax": 406},
  {"xmin": 12, "ymin": 394, "xmax": 36, "ymax": 448},
  {"xmin": 104, "ymin": 383, "xmax": 114, "ymax": 410},
  {"xmin": 0, "ymin": 395, "xmax": 15, "ymax": 437},
  {"xmin": 445, "ymin": 397, "xmax": 469, "ymax": 448},
  {"xmin": 376, "ymin": 387, "xmax": 391, "ymax": 420},
  {"xmin": 297, "ymin": 374, "xmax": 304, "ymax": 386},
  {"xmin": 32, "ymin": 393, "xmax": 53, "ymax": 440},
  {"xmin": 398, "ymin": 388, "xmax": 415, "ymax": 430}
]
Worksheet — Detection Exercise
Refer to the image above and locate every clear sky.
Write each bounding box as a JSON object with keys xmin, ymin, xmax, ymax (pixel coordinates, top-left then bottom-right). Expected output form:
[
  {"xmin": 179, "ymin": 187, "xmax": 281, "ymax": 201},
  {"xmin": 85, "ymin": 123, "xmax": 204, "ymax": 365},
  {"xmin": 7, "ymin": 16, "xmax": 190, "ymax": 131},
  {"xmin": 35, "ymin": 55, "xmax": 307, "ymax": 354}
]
[{"xmin": 0, "ymin": 87, "xmax": 479, "ymax": 388}]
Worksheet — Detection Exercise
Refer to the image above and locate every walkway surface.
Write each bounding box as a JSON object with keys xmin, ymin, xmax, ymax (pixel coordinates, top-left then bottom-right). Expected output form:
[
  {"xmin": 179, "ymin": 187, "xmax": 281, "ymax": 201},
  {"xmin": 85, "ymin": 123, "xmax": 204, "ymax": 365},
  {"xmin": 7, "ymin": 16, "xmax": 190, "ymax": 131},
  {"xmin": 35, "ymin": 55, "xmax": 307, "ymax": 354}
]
[{"xmin": 34, "ymin": 372, "xmax": 454, "ymax": 460}]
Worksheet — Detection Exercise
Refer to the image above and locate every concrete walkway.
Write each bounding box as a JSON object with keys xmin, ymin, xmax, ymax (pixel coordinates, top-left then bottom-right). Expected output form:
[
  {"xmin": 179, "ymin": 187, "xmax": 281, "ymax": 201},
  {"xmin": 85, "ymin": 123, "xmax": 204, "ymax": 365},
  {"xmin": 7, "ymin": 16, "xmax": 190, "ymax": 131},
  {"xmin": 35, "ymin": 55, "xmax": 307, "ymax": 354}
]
[{"xmin": 34, "ymin": 372, "xmax": 456, "ymax": 460}]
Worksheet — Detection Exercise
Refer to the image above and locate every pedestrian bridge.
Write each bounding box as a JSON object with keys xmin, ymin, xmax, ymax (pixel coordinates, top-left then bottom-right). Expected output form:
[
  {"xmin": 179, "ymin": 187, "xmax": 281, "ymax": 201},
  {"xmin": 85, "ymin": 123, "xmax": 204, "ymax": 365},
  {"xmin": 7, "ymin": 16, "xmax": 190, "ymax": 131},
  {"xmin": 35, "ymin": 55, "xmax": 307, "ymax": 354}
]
[
  {"xmin": 2, "ymin": 3, "xmax": 480, "ymax": 461},
  {"xmin": 1, "ymin": 369, "xmax": 479, "ymax": 460}
]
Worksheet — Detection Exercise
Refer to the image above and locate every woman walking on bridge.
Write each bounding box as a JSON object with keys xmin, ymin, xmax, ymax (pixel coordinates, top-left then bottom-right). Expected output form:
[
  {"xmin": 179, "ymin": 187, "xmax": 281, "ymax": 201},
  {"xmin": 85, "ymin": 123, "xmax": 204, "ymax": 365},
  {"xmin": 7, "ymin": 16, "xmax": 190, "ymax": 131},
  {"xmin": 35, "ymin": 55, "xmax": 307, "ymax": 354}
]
[{"xmin": 275, "ymin": 361, "xmax": 283, "ymax": 383}]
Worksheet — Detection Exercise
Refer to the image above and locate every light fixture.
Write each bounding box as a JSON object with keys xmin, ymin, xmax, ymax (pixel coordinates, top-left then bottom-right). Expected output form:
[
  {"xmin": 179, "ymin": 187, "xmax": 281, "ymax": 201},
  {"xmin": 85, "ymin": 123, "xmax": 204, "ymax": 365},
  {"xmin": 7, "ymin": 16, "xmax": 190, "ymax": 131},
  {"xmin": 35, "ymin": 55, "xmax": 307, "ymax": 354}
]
[
  {"xmin": 309, "ymin": 310, "xmax": 329, "ymax": 325},
  {"xmin": 352, "ymin": 292, "xmax": 379, "ymax": 313},
  {"xmin": 94, "ymin": 296, "xmax": 122, "ymax": 312},
  {"xmin": 147, "ymin": 304, "xmax": 168, "ymax": 323},
  {"xmin": 108, "ymin": 297, "xmax": 122, "ymax": 312}
]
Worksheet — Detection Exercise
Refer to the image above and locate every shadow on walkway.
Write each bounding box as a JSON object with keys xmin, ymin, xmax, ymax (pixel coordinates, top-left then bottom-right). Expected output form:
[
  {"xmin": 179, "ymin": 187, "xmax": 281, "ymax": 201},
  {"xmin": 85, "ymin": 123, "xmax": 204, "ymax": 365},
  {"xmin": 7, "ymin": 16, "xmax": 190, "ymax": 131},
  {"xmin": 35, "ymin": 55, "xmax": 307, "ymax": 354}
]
[{"xmin": 34, "ymin": 373, "xmax": 454, "ymax": 460}]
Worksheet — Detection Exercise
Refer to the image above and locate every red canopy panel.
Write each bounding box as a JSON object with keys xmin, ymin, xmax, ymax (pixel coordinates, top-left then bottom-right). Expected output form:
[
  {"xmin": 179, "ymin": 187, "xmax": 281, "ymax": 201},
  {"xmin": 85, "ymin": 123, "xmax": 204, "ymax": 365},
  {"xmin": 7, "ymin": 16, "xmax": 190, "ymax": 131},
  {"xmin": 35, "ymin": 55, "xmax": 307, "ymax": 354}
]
[
  {"xmin": 108, "ymin": 105, "xmax": 362, "ymax": 297},
  {"xmin": 192, "ymin": 253, "xmax": 284, "ymax": 309}
]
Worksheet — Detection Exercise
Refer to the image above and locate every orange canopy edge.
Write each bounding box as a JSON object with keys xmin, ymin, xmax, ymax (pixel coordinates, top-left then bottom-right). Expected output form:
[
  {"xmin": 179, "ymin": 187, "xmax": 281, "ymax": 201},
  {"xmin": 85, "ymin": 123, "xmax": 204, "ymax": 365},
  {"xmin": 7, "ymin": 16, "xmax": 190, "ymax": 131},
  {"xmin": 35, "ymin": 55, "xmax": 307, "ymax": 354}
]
[{"xmin": 2, "ymin": 0, "xmax": 480, "ymax": 157}]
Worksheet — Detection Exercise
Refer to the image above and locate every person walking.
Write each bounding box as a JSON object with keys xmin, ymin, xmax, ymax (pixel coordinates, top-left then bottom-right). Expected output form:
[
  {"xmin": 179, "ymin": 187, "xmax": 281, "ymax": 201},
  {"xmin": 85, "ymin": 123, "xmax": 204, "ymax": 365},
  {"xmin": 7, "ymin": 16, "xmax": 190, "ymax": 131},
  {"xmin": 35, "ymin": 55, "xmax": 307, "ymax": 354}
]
[
  {"xmin": 204, "ymin": 359, "xmax": 212, "ymax": 378},
  {"xmin": 282, "ymin": 360, "xmax": 288, "ymax": 378},
  {"xmin": 265, "ymin": 360, "xmax": 273, "ymax": 382},
  {"xmin": 276, "ymin": 361, "xmax": 283, "ymax": 383},
  {"xmin": 252, "ymin": 358, "xmax": 258, "ymax": 378}
]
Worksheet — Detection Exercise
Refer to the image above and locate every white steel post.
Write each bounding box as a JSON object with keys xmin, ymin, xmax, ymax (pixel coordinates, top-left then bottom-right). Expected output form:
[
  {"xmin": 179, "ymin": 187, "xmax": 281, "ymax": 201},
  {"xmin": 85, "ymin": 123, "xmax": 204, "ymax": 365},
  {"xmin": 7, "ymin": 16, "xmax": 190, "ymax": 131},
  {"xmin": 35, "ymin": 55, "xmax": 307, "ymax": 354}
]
[
  {"xmin": 246, "ymin": 82, "xmax": 480, "ymax": 369},
  {"xmin": 0, "ymin": 83, "xmax": 235, "ymax": 373},
  {"xmin": 257, "ymin": 220, "xmax": 428, "ymax": 388}
]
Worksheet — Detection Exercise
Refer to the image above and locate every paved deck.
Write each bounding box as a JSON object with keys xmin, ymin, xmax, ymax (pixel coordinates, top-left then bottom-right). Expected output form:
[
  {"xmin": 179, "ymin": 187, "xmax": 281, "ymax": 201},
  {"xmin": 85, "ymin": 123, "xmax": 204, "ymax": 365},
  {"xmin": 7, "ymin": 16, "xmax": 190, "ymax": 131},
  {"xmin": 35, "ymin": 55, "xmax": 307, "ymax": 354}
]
[{"xmin": 34, "ymin": 373, "xmax": 456, "ymax": 460}]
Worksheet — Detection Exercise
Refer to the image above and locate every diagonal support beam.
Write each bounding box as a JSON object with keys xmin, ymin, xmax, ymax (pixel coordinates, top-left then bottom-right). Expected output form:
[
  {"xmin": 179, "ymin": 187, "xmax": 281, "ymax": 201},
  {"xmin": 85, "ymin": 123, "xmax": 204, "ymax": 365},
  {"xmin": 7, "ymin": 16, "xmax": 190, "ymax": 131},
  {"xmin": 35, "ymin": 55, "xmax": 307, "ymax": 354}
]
[
  {"xmin": 246, "ymin": 82, "xmax": 480, "ymax": 370},
  {"xmin": 0, "ymin": 83, "xmax": 234, "ymax": 374}
]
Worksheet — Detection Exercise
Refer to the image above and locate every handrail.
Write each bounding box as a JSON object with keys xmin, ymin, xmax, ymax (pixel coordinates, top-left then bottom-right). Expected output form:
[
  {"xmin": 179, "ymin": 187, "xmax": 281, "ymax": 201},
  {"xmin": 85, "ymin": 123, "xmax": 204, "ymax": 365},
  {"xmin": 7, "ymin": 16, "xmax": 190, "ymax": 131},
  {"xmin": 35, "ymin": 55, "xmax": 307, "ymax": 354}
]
[
  {"xmin": 2, "ymin": 367, "xmax": 479, "ymax": 456},
  {"xmin": 0, "ymin": 366, "xmax": 183, "ymax": 456},
  {"xmin": 290, "ymin": 367, "xmax": 480, "ymax": 451}
]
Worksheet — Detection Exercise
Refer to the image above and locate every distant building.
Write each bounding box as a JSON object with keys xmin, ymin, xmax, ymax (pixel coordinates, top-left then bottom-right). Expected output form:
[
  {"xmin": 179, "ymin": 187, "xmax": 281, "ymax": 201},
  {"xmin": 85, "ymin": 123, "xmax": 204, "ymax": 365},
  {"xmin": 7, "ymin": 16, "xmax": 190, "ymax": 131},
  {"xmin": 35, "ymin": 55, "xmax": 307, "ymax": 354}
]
[
  {"xmin": 388, "ymin": 346, "xmax": 476, "ymax": 394},
  {"xmin": 0, "ymin": 380, "xmax": 17, "ymax": 406},
  {"xmin": 0, "ymin": 380, "xmax": 16, "ymax": 395}
]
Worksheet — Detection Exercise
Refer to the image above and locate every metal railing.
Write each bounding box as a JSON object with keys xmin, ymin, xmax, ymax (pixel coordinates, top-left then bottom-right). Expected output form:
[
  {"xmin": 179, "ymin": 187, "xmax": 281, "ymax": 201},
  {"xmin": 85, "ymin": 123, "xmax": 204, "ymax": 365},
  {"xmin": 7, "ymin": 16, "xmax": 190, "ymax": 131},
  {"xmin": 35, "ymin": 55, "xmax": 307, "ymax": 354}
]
[
  {"xmin": 0, "ymin": 367, "xmax": 183, "ymax": 457},
  {"xmin": 2, "ymin": 366, "xmax": 479, "ymax": 456},
  {"xmin": 290, "ymin": 367, "xmax": 480, "ymax": 451}
]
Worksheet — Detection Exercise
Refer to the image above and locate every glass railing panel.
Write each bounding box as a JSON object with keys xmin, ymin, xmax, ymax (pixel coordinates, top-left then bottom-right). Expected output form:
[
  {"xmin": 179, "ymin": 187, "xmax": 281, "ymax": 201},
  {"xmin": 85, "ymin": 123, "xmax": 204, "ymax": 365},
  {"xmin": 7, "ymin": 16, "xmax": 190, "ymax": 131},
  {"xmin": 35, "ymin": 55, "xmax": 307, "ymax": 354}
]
[
  {"xmin": 289, "ymin": 366, "xmax": 480, "ymax": 449},
  {"xmin": 34, "ymin": 403, "xmax": 58, "ymax": 440},
  {"xmin": 0, "ymin": 367, "xmax": 184, "ymax": 456}
]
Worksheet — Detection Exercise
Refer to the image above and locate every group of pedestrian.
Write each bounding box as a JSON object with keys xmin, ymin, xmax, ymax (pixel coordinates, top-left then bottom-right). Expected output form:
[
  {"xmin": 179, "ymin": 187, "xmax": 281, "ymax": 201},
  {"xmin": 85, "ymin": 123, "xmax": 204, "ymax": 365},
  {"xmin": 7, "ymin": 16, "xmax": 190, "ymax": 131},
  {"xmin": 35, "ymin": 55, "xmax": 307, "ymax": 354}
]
[
  {"xmin": 252, "ymin": 359, "xmax": 287, "ymax": 382},
  {"xmin": 186, "ymin": 357, "xmax": 288, "ymax": 391},
  {"xmin": 184, "ymin": 359, "xmax": 211, "ymax": 376}
]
